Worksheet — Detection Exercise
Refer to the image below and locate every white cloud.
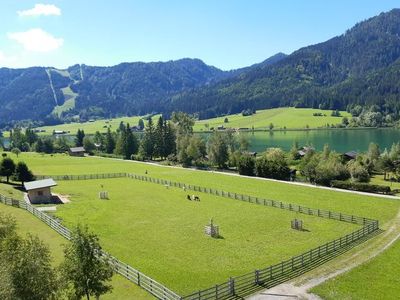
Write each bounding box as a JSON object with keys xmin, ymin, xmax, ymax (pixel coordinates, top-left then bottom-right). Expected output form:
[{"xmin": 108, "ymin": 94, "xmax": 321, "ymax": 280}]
[
  {"xmin": 8, "ymin": 28, "xmax": 64, "ymax": 52},
  {"xmin": 17, "ymin": 4, "xmax": 61, "ymax": 17}
]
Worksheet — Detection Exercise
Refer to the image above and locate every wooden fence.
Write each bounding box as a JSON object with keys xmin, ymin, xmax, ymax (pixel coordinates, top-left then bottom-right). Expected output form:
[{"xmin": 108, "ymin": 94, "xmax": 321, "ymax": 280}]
[
  {"xmin": 38, "ymin": 172, "xmax": 375, "ymax": 226},
  {"xmin": 0, "ymin": 194, "xmax": 181, "ymax": 300},
  {"xmin": 31, "ymin": 172, "xmax": 381, "ymax": 299}
]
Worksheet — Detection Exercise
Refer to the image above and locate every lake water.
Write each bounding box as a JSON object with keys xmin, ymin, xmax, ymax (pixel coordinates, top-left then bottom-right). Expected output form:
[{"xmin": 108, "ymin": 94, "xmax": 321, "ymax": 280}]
[
  {"xmin": 242, "ymin": 128, "xmax": 400, "ymax": 153},
  {"xmin": 2, "ymin": 128, "xmax": 400, "ymax": 154}
]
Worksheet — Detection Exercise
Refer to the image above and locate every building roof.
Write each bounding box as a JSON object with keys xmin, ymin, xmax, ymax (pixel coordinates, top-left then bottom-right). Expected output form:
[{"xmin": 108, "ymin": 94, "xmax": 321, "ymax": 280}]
[
  {"xmin": 69, "ymin": 147, "xmax": 85, "ymax": 153},
  {"xmin": 344, "ymin": 151, "xmax": 358, "ymax": 159},
  {"xmin": 24, "ymin": 179, "xmax": 57, "ymax": 191}
]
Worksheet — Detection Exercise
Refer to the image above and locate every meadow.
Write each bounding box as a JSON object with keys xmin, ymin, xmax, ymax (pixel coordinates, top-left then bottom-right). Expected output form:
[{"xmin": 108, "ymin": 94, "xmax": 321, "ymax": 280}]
[
  {"xmin": 27, "ymin": 107, "xmax": 350, "ymax": 138},
  {"xmin": 3, "ymin": 152, "xmax": 400, "ymax": 296},
  {"xmin": 0, "ymin": 201, "xmax": 154, "ymax": 299},
  {"xmin": 193, "ymin": 107, "xmax": 351, "ymax": 132},
  {"xmin": 49, "ymin": 178, "xmax": 359, "ymax": 294},
  {"xmin": 311, "ymin": 238, "xmax": 400, "ymax": 299},
  {"xmin": 13, "ymin": 153, "xmax": 400, "ymax": 225},
  {"xmin": 32, "ymin": 114, "xmax": 159, "ymax": 136}
]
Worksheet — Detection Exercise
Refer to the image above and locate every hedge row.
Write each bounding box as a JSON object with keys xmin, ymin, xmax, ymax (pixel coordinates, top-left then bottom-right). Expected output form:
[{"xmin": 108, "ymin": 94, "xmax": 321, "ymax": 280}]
[{"xmin": 331, "ymin": 180, "xmax": 391, "ymax": 194}]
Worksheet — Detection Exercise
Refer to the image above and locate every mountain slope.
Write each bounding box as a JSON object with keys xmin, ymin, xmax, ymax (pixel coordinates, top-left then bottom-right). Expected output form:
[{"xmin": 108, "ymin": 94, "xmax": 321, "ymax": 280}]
[{"xmin": 169, "ymin": 9, "xmax": 400, "ymax": 119}]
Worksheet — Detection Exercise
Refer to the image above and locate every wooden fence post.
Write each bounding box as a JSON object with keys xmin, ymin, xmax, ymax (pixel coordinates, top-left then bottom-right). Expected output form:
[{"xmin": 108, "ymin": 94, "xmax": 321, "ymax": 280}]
[
  {"xmin": 255, "ymin": 269, "xmax": 260, "ymax": 285},
  {"xmin": 229, "ymin": 277, "xmax": 235, "ymax": 296}
]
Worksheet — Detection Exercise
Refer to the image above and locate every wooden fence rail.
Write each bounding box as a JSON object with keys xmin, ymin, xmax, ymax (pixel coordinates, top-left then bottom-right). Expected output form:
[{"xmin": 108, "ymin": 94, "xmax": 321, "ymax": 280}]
[
  {"xmin": 38, "ymin": 172, "xmax": 375, "ymax": 226},
  {"xmin": 0, "ymin": 194, "xmax": 181, "ymax": 300},
  {"xmin": 31, "ymin": 172, "xmax": 380, "ymax": 299}
]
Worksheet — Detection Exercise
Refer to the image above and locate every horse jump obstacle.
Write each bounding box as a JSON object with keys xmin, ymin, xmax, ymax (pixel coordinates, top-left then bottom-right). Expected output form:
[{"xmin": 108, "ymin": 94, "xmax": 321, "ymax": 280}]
[
  {"xmin": 291, "ymin": 219, "xmax": 303, "ymax": 230},
  {"xmin": 204, "ymin": 218, "xmax": 219, "ymax": 238},
  {"xmin": 99, "ymin": 191, "xmax": 109, "ymax": 199}
]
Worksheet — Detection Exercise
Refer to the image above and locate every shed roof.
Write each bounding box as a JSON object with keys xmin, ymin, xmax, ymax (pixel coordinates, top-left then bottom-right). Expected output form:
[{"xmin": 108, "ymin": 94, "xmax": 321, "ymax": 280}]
[
  {"xmin": 69, "ymin": 147, "xmax": 85, "ymax": 153},
  {"xmin": 344, "ymin": 151, "xmax": 358, "ymax": 159},
  {"xmin": 24, "ymin": 179, "xmax": 57, "ymax": 191}
]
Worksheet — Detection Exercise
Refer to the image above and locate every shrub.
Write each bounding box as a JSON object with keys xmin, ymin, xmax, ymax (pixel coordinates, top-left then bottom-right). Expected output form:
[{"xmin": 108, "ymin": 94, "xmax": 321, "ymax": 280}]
[
  {"xmin": 238, "ymin": 155, "xmax": 255, "ymax": 176},
  {"xmin": 331, "ymin": 180, "xmax": 391, "ymax": 194}
]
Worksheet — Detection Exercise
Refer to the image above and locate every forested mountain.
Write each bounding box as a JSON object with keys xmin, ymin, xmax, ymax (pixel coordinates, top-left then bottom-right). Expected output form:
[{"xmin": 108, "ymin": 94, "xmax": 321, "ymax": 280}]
[
  {"xmin": 1, "ymin": 9, "xmax": 400, "ymax": 125},
  {"xmin": 0, "ymin": 59, "xmax": 235, "ymax": 125},
  {"xmin": 169, "ymin": 9, "xmax": 400, "ymax": 119}
]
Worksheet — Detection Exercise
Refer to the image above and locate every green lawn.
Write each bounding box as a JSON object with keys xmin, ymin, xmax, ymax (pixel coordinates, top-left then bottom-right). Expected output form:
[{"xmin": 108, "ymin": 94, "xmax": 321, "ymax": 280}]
[
  {"xmin": 12, "ymin": 153, "xmax": 399, "ymax": 226},
  {"xmin": 4, "ymin": 152, "xmax": 400, "ymax": 295},
  {"xmin": 311, "ymin": 238, "xmax": 400, "ymax": 300},
  {"xmin": 48, "ymin": 178, "xmax": 359, "ymax": 294},
  {"xmin": 194, "ymin": 107, "xmax": 351, "ymax": 131},
  {"xmin": 0, "ymin": 201, "xmax": 154, "ymax": 299}
]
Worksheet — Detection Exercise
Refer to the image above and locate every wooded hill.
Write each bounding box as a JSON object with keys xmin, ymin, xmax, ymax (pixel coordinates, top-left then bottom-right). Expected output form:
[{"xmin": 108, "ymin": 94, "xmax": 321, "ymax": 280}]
[{"xmin": 170, "ymin": 9, "xmax": 400, "ymax": 119}]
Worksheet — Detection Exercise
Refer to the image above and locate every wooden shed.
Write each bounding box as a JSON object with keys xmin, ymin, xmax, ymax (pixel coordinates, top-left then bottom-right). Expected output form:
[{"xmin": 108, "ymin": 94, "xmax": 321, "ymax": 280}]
[
  {"xmin": 24, "ymin": 179, "xmax": 57, "ymax": 204},
  {"xmin": 69, "ymin": 146, "xmax": 86, "ymax": 157}
]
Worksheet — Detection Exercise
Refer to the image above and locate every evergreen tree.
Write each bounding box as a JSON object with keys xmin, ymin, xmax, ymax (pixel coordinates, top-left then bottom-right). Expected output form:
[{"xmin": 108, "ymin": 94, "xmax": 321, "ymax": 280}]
[
  {"xmin": 105, "ymin": 128, "xmax": 116, "ymax": 154},
  {"xmin": 14, "ymin": 162, "xmax": 34, "ymax": 185},
  {"xmin": 138, "ymin": 119, "xmax": 145, "ymax": 130},
  {"xmin": 139, "ymin": 117, "xmax": 155, "ymax": 159},
  {"xmin": 114, "ymin": 129, "xmax": 126, "ymax": 157},
  {"xmin": 124, "ymin": 124, "xmax": 138, "ymax": 159},
  {"xmin": 75, "ymin": 129, "xmax": 85, "ymax": 147},
  {"xmin": 154, "ymin": 116, "xmax": 165, "ymax": 159},
  {"xmin": 0, "ymin": 157, "xmax": 16, "ymax": 183},
  {"xmin": 163, "ymin": 120, "xmax": 176, "ymax": 157}
]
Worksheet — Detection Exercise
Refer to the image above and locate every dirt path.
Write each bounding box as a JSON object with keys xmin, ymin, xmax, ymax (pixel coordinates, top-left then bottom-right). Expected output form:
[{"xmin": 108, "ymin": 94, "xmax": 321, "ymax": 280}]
[{"xmin": 247, "ymin": 208, "xmax": 400, "ymax": 299}]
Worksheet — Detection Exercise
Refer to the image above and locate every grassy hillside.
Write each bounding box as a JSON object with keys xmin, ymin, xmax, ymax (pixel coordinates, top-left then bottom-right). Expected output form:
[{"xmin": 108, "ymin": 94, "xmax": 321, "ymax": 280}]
[
  {"xmin": 33, "ymin": 114, "xmax": 159, "ymax": 136},
  {"xmin": 0, "ymin": 200, "xmax": 154, "ymax": 299},
  {"xmin": 29, "ymin": 108, "xmax": 349, "ymax": 137},
  {"xmin": 311, "ymin": 238, "xmax": 400, "ymax": 299},
  {"xmin": 194, "ymin": 107, "xmax": 351, "ymax": 131}
]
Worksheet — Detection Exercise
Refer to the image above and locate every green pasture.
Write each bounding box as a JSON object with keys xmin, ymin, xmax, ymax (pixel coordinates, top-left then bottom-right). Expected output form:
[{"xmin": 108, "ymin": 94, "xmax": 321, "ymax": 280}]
[
  {"xmin": 194, "ymin": 107, "xmax": 351, "ymax": 131},
  {"xmin": 0, "ymin": 201, "xmax": 154, "ymax": 299},
  {"xmin": 312, "ymin": 238, "xmax": 400, "ymax": 300},
  {"xmin": 11, "ymin": 153, "xmax": 400, "ymax": 227},
  {"xmin": 49, "ymin": 178, "xmax": 358, "ymax": 294},
  {"xmin": 3, "ymin": 152, "xmax": 400, "ymax": 295},
  {"xmin": 25, "ymin": 107, "xmax": 350, "ymax": 138},
  {"xmin": 33, "ymin": 114, "xmax": 159, "ymax": 136}
]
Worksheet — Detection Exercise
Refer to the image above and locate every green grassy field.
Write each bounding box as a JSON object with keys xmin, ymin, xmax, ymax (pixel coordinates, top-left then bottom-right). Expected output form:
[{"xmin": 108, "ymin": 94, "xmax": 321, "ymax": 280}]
[
  {"xmin": 194, "ymin": 107, "xmax": 351, "ymax": 131},
  {"xmin": 26, "ymin": 107, "xmax": 349, "ymax": 138},
  {"xmin": 49, "ymin": 178, "xmax": 358, "ymax": 294},
  {"xmin": 311, "ymin": 238, "xmax": 400, "ymax": 299},
  {"xmin": 3, "ymin": 152, "xmax": 400, "ymax": 295},
  {"xmin": 32, "ymin": 114, "xmax": 159, "ymax": 136},
  {"xmin": 0, "ymin": 202, "xmax": 154, "ymax": 299},
  {"xmin": 12, "ymin": 153, "xmax": 399, "ymax": 225}
]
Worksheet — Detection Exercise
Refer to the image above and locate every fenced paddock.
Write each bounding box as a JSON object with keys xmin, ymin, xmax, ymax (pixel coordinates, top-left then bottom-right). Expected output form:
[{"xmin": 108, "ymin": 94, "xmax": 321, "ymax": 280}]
[
  {"xmin": 12, "ymin": 173, "xmax": 380, "ymax": 299},
  {"xmin": 0, "ymin": 194, "xmax": 181, "ymax": 300}
]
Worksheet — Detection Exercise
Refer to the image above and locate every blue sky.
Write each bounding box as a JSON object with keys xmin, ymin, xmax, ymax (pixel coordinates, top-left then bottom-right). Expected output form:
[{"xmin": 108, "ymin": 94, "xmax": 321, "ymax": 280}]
[{"xmin": 0, "ymin": 1, "xmax": 398, "ymax": 70}]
